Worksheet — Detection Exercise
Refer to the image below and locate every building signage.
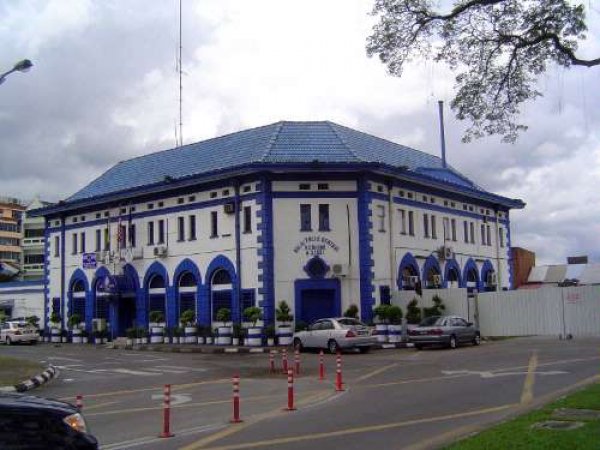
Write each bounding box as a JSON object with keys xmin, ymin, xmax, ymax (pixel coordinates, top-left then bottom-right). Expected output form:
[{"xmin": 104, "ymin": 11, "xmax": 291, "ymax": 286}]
[
  {"xmin": 293, "ymin": 235, "xmax": 339, "ymax": 257},
  {"xmin": 82, "ymin": 253, "xmax": 97, "ymax": 270}
]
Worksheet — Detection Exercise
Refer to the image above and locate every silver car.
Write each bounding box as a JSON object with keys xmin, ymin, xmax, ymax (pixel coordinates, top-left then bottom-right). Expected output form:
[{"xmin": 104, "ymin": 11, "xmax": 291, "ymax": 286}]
[
  {"xmin": 293, "ymin": 318, "xmax": 376, "ymax": 354},
  {"xmin": 408, "ymin": 315, "xmax": 481, "ymax": 349},
  {"xmin": 0, "ymin": 321, "xmax": 38, "ymax": 345}
]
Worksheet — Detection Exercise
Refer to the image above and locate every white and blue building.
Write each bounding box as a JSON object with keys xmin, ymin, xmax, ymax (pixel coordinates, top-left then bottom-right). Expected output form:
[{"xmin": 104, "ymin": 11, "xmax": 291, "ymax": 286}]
[{"xmin": 31, "ymin": 121, "xmax": 524, "ymax": 338}]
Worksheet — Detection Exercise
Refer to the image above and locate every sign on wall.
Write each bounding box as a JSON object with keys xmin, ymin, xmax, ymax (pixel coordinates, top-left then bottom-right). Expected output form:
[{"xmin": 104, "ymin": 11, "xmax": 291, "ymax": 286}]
[
  {"xmin": 293, "ymin": 235, "xmax": 339, "ymax": 257},
  {"xmin": 82, "ymin": 253, "xmax": 97, "ymax": 270}
]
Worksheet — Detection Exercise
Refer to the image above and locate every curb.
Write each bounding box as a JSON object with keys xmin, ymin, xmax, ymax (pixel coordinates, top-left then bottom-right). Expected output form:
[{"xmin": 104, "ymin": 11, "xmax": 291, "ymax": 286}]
[
  {"xmin": 110, "ymin": 344, "xmax": 277, "ymax": 354},
  {"xmin": 13, "ymin": 365, "xmax": 59, "ymax": 393}
]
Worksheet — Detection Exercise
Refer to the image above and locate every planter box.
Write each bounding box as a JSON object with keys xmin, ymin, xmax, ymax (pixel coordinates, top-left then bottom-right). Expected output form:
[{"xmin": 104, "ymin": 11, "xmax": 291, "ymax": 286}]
[
  {"xmin": 232, "ymin": 337, "xmax": 240, "ymax": 346},
  {"xmin": 375, "ymin": 324, "xmax": 389, "ymax": 343},
  {"xmin": 150, "ymin": 326, "xmax": 164, "ymax": 344},
  {"xmin": 184, "ymin": 327, "xmax": 196, "ymax": 344},
  {"xmin": 277, "ymin": 326, "xmax": 293, "ymax": 346},
  {"xmin": 205, "ymin": 336, "xmax": 213, "ymax": 345},
  {"xmin": 267, "ymin": 338, "xmax": 275, "ymax": 347},
  {"xmin": 246, "ymin": 327, "xmax": 262, "ymax": 347},
  {"xmin": 50, "ymin": 327, "xmax": 61, "ymax": 343},
  {"xmin": 72, "ymin": 328, "xmax": 82, "ymax": 344},
  {"xmin": 82, "ymin": 336, "xmax": 88, "ymax": 344},
  {"xmin": 388, "ymin": 324, "xmax": 402, "ymax": 343},
  {"xmin": 126, "ymin": 338, "xmax": 133, "ymax": 346},
  {"xmin": 216, "ymin": 326, "xmax": 232, "ymax": 345},
  {"xmin": 197, "ymin": 336, "xmax": 205, "ymax": 345}
]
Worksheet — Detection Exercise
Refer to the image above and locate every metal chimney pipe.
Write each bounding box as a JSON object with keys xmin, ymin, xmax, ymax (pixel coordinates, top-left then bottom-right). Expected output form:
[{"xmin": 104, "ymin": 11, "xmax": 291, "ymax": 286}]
[{"xmin": 438, "ymin": 100, "xmax": 447, "ymax": 168}]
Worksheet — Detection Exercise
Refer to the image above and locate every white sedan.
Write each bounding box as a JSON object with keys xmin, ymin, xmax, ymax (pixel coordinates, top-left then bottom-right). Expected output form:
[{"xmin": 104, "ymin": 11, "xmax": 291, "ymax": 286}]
[
  {"xmin": 0, "ymin": 321, "xmax": 38, "ymax": 345},
  {"xmin": 293, "ymin": 318, "xmax": 376, "ymax": 354}
]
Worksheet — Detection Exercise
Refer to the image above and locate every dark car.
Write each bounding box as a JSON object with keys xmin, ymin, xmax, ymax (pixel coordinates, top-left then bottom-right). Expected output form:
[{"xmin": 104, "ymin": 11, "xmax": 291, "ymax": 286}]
[
  {"xmin": 0, "ymin": 393, "xmax": 98, "ymax": 450},
  {"xmin": 408, "ymin": 315, "xmax": 481, "ymax": 350}
]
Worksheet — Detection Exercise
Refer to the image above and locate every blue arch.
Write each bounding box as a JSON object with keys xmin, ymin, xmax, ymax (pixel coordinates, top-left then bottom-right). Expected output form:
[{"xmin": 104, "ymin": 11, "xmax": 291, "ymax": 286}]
[
  {"xmin": 67, "ymin": 269, "xmax": 90, "ymax": 329},
  {"xmin": 397, "ymin": 252, "xmax": 420, "ymax": 289},
  {"xmin": 443, "ymin": 259, "xmax": 462, "ymax": 288},
  {"xmin": 122, "ymin": 264, "xmax": 141, "ymax": 291},
  {"xmin": 173, "ymin": 259, "xmax": 202, "ymax": 328},
  {"xmin": 143, "ymin": 261, "xmax": 170, "ymax": 288},
  {"xmin": 481, "ymin": 259, "xmax": 495, "ymax": 290},
  {"xmin": 92, "ymin": 266, "xmax": 111, "ymax": 290},
  {"xmin": 422, "ymin": 255, "xmax": 442, "ymax": 287},
  {"xmin": 89, "ymin": 266, "xmax": 111, "ymax": 333},
  {"xmin": 205, "ymin": 255, "xmax": 239, "ymax": 324},
  {"xmin": 461, "ymin": 258, "xmax": 480, "ymax": 289},
  {"xmin": 173, "ymin": 258, "xmax": 202, "ymax": 286}
]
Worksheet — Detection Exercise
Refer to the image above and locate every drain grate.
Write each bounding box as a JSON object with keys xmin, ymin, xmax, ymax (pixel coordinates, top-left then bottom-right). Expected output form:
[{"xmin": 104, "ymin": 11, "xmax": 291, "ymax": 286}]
[{"xmin": 531, "ymin": 420, "xmax": 585, "ymax": 431}]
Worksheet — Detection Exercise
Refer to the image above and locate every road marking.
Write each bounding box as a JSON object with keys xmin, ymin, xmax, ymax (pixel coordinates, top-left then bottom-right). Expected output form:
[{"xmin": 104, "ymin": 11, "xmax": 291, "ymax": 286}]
[
  {"xmin": 104, "ymin": 368, "xmax": 163, "ymax": 376},
  {"xmin": 146, "ymin": 368, "xmax": 187, "ymax": 374},
  {"xmin": 82, "ymin": 400, "xmax": 120, "ymax": 411},
  {"xmin": 151, "ymin": 393, "xmax": 192, "ymax": 406},
  {"xmin": 155, "ymin": 365, "xmax": 208, "ymax": 372},
  {"xmin": 521, "ymin": 352, "xmax": 538, "ymax": 405},
  {"xmin": 192, "ymin": 404, "xmax": 516, "ymax": 450},
  {"xmin": 441, "ymin": 369, "xmax": 566, "ymax": 379},
  {"xmin": 47, "ymin": 356, "xmax": 82, "ymax": 362},
  {"xmin": 356, "ymin": 363, "xmax": 398, "ymax": 382},
  {"xmin": 58, "ymin": 378, "xmax": 229, "ymax": 401},
  {"xmin": 179, "ymin": 390, "xmax": 335, "ymax": 450}
]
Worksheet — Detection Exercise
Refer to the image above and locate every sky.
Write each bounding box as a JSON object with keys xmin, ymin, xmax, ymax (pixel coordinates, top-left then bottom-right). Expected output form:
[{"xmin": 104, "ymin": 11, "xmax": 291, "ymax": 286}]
[{"xmin": 1, "ymin": 0, "xmax": 599, "ymax": 265}]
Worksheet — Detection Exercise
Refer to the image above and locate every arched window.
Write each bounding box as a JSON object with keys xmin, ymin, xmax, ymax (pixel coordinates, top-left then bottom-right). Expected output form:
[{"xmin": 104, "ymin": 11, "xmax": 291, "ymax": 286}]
[
  {"xmin": 94, "ymin": 279, "xmax": 109, "ymax": 320},
  {"xmin": 211, "ymin": 269, "xmax": 232, "ymax": 321},
  {"xmin": 212, "ymin": 269, "xmax": 232, "ymax": 285},
  {"xmin": 446, "ymin": 268, "xmax": 460, "ymax": 288},
  {"xmin": 70, "ymin": 280, "xmax": 86, "ymax": 319},
  {"xmin": 148, "ymin": 275, "xmax": 166, "ymax": 317},
  {"xmin": 178, "ymin": 272, "xmax": 197, "ymax": 319}
]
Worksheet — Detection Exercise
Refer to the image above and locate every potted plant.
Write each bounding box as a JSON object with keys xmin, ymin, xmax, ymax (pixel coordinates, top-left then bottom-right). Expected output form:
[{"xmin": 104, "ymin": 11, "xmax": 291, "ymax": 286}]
[
  {"xmin": 179, "ymin": 309, "xmax": 196, "ymax": 343},
  {"xmin": 265, "ymin": 324, "xmax": 276, "ymax": 347},
  {"xmin": 387, "ymin": 305, "xmax": 403, "ymax": 343},
  {"xmin": 172, "ymin": 326, "xmax": 181, "ymax": 344},
  {"xmin": 149, "ymin": 310, "xmax": 165, "ymax": 343},
  {"xmin": 61, "ymin": 328, "xmax": 69, "ymax": 343},
  {"xmin": 126, "ymin": 327, "xmax": 135, "ymax": 347},
  {"xmin": 373, "ymin": 304, "xmax": 392, "ymax": 343},
  {"xmin": 140, "ymin": 328, "xmax": 149, "ymax": 345},
  {"xmin": 68, "ymin": 313, "xmax": 82, "ymax": 343},
  {"xmin": 205, "ymin": 327, "xmax": 214, "ymax": 345},
  {"xmin": 50, "ymin": 311, "xmax": 62, "ymax": 343},
  {"xmin": 215, "ymin": 308, "xmax": 232, "ymax": 345},
  {"xmin": 195, "ymin": 325, "xmax": 205, "ymax": 345},
  {"xmin": 424, "ymin": 295, "xmax": 446, "ymax": 318},
  {"xmin": 244, "ymin": 306, "xmax": 263, "ymax": 346},
  {"xmin": 232, "ymin": 323, "xmax": 242, "ymax": 346},
  {"xmin": 406, "ymin": 298, "xmax": 422, "ymax": 324},
  {"xmin": 275, "ymin": 301, "xmax": 294, "ymax": 346},
  {"xmin": 80, "ymin": 329, "xmax": 89, "ymax": 344},
  {"xmin": 344, "ymin": 304, "xmax": 359, "ymax": 319},
  {"xmin": 163, "ymin": 326, "xmax": 172, "ymax": 344}
]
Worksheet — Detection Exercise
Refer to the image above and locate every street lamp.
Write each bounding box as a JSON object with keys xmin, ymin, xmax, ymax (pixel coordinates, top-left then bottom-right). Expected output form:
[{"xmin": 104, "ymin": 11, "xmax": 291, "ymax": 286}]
[{"xmin": 0, "ymin": 59, "xmax": 33, "ymax": 85}]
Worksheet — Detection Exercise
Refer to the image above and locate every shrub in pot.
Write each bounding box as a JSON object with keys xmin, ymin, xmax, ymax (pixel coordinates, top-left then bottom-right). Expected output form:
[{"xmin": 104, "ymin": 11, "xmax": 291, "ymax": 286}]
[
  {"xmin": 265, "ymin": 325, "xmax": 276, "ymax": 346},
  {"xmin": 244, "ymin": 306, "xmax": 263, "ymax": 346},
  {"xmin": 215, "ymin": 308, "xmax": 232, "ymax": 345},
  {"xmin": 180, "ymin": 309, "xmax": 196, "ymax": 343},
  {"xmin": 373, "ymin": 304, "xmax": 392, "ymax": 343},
  {"xmin": 68, "ymin": 314, "xmax": 82, "ymax": 343},
  {"xmin": 343, "ymin": 304, "xmax": 359, "ymax": 319},
  {"xmin": 125, "ymin": 327, "xmax": 136, "ymax": 346},
  {"xmin": 275, "ymin": 301, "xmax": 293, "ymax": 345},
  {"xmin": 49, "ymin": 312, "xmax": 62, "ymax": 343},
  {"xmin": 387, "ymin": 305, "xmax": 403, "ymax": 343},
  {"xmin": 232, "ymin": 323, "xmax": 242, "ymax": 346}
]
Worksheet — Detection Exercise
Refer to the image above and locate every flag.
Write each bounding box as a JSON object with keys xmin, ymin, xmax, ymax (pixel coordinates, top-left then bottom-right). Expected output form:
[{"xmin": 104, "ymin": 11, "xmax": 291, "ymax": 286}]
[{"xmin": 117, "ymin": 217, "xmax": 123, "ymax": 251}]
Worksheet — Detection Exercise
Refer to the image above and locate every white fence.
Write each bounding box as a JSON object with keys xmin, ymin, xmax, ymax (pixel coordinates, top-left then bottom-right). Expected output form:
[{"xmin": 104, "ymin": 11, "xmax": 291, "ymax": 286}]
[
  {"xmin": 392, "ymin": 285, "xmax": 600, "ymax": 337},
  {"xmin": 478, "ymin": 285, "xmax": 600, "ymax": 337}
]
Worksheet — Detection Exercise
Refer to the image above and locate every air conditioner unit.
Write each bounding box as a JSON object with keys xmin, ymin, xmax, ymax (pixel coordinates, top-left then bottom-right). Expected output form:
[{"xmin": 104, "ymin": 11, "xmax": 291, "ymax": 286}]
[
  {"xmin": 487, "ymin": 272, "xmax": 498, "ymax": 285},
  {"xmin": 444, "ymin": 246, "xmax": 453, "ymax": 259},
  {"xmin": 223, "ymin": 202, "xmax": 236, "ymax": 214},
  {"xmin": 432, "ymin": 274, "xmax": 442, "ymax": 286},
  {"xmin": 332, "ymin": 264, "xmax": 349, "ymax": 277},
  {"xmin": 153, "ymin": 246, "xmax": 168, "ymax": 258},
  {"xmin": 96, "ymin": 250, "xmax": 112, "ymax": 265},
  {"xmin": 404, "ymin": 275, "xmax": 419, "ymax": 287}
]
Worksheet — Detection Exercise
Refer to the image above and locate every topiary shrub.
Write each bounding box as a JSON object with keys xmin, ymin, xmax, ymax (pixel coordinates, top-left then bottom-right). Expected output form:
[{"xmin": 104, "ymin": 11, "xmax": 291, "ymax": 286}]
[
  {"xmin": 406, "ymin": 298, "xmax": 422, "ymax": 324},
  {"xmin": 344, "ymin": 304, "xmax": 359, "ymax": 319}
]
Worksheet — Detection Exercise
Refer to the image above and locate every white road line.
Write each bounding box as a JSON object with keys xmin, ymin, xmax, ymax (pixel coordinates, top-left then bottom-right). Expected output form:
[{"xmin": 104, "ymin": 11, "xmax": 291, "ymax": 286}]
[
  {"xmin": 155, "ymin": 365, "xmax": 208, "ymax": 372},
  {"xmin": 105, "ymin": 368, "xmax": 163, "ymax": 376},
  {"xmin": 146, "ymin": 368, "xmax": 186, "ymax": 374},
  {"xmin": 47, "ymin": 356, "xmax": 82, "ymax": 362}
]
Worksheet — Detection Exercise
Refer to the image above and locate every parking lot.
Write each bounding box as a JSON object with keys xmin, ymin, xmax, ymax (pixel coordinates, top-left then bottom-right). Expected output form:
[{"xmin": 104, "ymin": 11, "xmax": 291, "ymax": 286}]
[{"xmin": 2, "ymin": 337, "xmax": 600, "ymax": 450}]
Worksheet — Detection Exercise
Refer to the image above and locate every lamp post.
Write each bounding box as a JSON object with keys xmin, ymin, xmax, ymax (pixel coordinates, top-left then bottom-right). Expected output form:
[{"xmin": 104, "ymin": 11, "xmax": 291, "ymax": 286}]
[{"xmin": 0, "ymin": 59, "xmax": 33, "ymax": 85}]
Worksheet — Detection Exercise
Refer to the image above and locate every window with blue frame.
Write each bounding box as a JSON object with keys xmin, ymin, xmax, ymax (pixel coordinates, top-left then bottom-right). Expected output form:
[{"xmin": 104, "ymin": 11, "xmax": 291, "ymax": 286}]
[
  {"xmin": 95, "ymin": 297, "xmax": 108, "ymax": 320},
  {"xmin": 241, "ymin": 290, "xmax": 255, "ymax": 311},
  {"xmin": 318, "ymin": 204, "xmax": 330, "ymax": 231},
  {"xmin": 52, "ymin": 297, "xmax": 60, "ymax": 315},
  {"xmin": 212, "ymin": 291, "xmax": 232, "ymax": 321},
  {"xmin": 148, "ymin": 275, "xmax": 166, "ymax": 316},
  {"xmin": 379, "ymin": 286, "xmax": 391, "ymax": 305},
  {"xmin": 300, "ymin": 204, "xmax": 312, "ymax": 231}
]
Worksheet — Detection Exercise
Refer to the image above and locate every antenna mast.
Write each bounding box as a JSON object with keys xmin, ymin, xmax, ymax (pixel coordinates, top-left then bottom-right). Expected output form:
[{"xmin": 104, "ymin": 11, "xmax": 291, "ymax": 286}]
[
  {"xmin": 178, "ymin": 0, "xmax": 183, "ymax": 147},
  {"xmin": 437, "ymin": 100, "xmax": 447, "ymax": 168}
]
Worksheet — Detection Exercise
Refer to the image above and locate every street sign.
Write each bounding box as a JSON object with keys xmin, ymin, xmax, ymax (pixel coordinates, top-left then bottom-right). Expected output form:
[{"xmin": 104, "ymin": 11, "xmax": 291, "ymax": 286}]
[{"xmin": 82, "ymin": 253, "xmax": 97, "ymax": 269}]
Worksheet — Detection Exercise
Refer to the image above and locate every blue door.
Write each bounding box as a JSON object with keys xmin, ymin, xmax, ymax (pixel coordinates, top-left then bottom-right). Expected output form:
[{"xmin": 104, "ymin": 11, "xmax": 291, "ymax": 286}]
[{"xmin": 295, "ymin": 278, "xmax": 341, "ymax": 325}]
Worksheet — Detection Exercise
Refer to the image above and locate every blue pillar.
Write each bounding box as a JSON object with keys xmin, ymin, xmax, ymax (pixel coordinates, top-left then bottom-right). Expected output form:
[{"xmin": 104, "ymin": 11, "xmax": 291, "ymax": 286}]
[
  {"xmin": 357, "ymin": 176, "xmax": 374, "ymax": 324},
  {"xmin": 261, "ymin": 177, "xmax": 275, "ymax": 326},
  {"xmin": 166, "ymin": 286, "xmax": 177, "ymax": 328},
  {"xmin": 135, "ymin": 288, "xmax": 146, "ymax": 328},
  {"xmin": 198, "ymin": 285, "xmax": 210, "ymax": 325},
  {"xmin": 85, "ymin": 291, "xmax": 93, "ymax": 333}
]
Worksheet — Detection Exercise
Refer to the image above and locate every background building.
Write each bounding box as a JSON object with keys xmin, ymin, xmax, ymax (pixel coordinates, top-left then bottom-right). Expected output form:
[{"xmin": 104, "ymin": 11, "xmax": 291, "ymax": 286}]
[
  {"xmin": 21, "ymin": 198, "xmax": 52, "ymax": 281},
  {"xmin": 32, "ymin": 121, "xmax": 524, "ymax": 337},
  {"xmin": 511, "ymin": 247, "xmax": 536, "ymax": 289},
  {"xmin": 0, "ymin": 196, "xmax": 26, "ymax": 281}
]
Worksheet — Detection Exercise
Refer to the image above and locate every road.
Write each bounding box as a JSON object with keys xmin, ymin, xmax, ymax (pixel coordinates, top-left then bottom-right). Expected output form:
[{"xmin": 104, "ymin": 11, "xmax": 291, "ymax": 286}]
[{"xmin": 1, "ymin": 337, "xmax": 599, "ymax": 450}]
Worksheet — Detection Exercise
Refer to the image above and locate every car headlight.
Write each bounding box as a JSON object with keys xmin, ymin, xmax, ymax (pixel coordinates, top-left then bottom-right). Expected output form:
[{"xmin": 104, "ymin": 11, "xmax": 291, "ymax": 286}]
[{"xmin": 63, "ymin": 413, "xmax": 88, "ymax": 433}]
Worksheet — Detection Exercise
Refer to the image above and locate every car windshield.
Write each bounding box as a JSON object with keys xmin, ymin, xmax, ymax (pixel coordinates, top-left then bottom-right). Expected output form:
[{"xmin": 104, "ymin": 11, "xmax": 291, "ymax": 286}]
[
  {"xmin": 419, "ymin": 317, "xmax": 444, "ymax": 327},
  {"xmin": 337, "ymin": 318, "xmax": 366, "ymax": 329}
]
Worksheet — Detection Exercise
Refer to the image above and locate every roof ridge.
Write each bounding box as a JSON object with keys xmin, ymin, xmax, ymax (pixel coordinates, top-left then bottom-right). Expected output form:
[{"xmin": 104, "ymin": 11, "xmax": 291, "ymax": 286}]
[
  {"xmin": 326, "ymin": 121, "xmax": 361, "ymax": 161},
  {"xmin": 260, "ymin": 121, "xmax": 285, "ymax": 161}
]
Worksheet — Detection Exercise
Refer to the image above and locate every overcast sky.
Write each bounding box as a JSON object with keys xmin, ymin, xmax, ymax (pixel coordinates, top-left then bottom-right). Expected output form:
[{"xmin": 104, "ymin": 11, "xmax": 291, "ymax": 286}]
[{"xmin": 1, "ymin": 0, "xmax": 599, "ymax": 265}]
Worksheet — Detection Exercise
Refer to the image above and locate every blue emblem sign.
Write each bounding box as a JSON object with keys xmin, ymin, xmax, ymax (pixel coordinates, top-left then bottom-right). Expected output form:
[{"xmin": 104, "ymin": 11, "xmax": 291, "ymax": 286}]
[{"xmin": 82, "ymin": 253, "xmax": 97, "ymax": 269}]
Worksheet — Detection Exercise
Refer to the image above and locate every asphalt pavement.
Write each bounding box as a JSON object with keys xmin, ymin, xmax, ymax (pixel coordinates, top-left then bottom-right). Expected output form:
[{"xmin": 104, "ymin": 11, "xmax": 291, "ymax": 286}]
[{"xmin": 1, "ymin": 337, "xmax": 599, "ymax": 450}]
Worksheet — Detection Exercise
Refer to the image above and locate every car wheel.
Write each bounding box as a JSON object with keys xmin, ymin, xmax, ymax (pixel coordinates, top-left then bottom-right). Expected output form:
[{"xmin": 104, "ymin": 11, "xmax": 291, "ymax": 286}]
[
  {"xmin": 293, "ymin": 338, "xmax": 303, "ymax": 352},
  {"xmin": 6, "ymin": 336, "xmax": 12, "ymax": 346},
  {"xmin": 449, "ymin": 335, "xmax": 457, "ymax": 349},
  {"xmin": 328, "ymin": 339, "xmax": 339, "ymax": 354},
  {"xmin": 358, "ymin": 346, "xmax": 371, "ymax": 354},
  {"xmin": 473, "ymin": 333, "xmax": 481, "ymax": 346}
]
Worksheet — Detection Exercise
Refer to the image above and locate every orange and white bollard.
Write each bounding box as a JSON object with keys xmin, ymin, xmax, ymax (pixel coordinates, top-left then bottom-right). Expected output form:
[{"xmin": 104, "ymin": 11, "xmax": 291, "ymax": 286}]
[
  {"xmin": 269, "ymin": 350, "xmax": 276, "ymax": 374},
  {"xmin": 294, "ymin": 349, "xmax": 300, "ymax": 375},
  {"xmin": 230, "ymin": 375, "xmax": 242, "ymax": 423},
  {"xmin": 335, "ymin": 352, "xmax": 344, "ymax": 392},
  {"xmin": 159, "ymin": 384, "xmax": 174, "ymax": 438},
  {"xmin": 319, "ymin": 349, "xmax": 325, "ymax": 381},
  {"xmin": 282, "ymin": 348, "xmax": 289, "ymax": 374},
  {"xmin": 285, "ymin": 369, "xmax": 296, "ymax": 411},
  {"xmin": 75, "ymin": 394, "xmax": 83, "ymax": 410}
]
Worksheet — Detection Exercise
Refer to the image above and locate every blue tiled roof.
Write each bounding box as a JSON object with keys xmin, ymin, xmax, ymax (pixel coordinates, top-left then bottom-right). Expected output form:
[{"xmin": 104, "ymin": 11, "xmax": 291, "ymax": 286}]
[{"xmin": 68, "ymin": 121, "xmax": 482, "ymax": 202}]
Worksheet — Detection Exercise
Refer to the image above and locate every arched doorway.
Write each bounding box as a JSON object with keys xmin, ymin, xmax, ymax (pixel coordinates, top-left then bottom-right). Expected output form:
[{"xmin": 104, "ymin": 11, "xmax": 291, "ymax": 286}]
[
  {"xmin": 69, "ymin": 279, "xmax": 86, "ymax": 327},
  {"xmin": 398, "ymin": 253, "xmax": 420, "ymax": 291},
  {"xmin": 481, "ymin": 260, "xmax": 497, "ymax": 292},
  {"xmin": 422, "ymin": 255, "xmax": 442, "ymax": 289},
  {"xmin": 177, "ymin": 272, "xmax": 197, "ymax": 323},
  {"xmin": 211, "ymin": 269, "xmax": 232, "ymax": 322},
  {"xmin": 147, "ymin": 274, "xmax": 167, "ymax": 325},
  {"xmin": 444, "ymin": 259, "xmax": 462, "ymax": 288},
  {"xmin": 462, "ymin": 259, "xmax": 480, "ymax": 293}
]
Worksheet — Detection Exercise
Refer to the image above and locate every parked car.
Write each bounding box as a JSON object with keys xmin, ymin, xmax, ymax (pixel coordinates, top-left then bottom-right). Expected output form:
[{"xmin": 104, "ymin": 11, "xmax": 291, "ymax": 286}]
[
  {"xmin": 408, "ymin": 315, "xmax": 481, "ymax": 350},
  {"xmin": 0, "ymin": 321, "xmax": 38, "ymax": 345},
  {"xmin": 293, "ymin": 317, "xmax": 376, "ymax": 354},
  {"xmin": 0, "ymin": 393, "xmax": 99, "ymax": 449}
]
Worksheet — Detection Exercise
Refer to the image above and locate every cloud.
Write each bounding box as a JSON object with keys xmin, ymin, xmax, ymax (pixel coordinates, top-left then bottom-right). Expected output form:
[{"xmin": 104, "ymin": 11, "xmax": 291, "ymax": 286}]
[{"xmin": 1, "ymin": 0, "xmax": 599, "ymax": 265}]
